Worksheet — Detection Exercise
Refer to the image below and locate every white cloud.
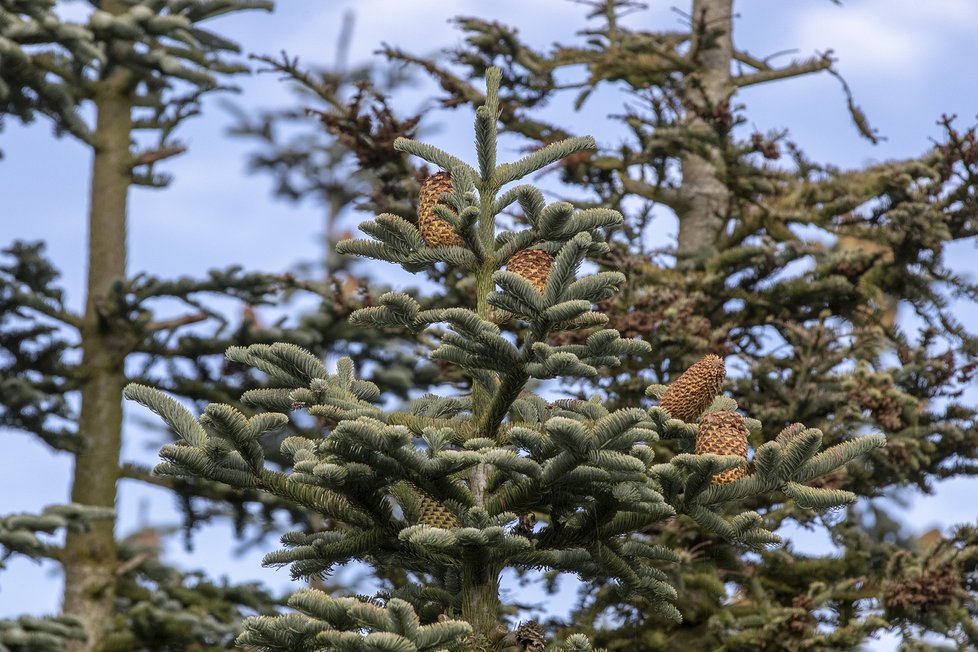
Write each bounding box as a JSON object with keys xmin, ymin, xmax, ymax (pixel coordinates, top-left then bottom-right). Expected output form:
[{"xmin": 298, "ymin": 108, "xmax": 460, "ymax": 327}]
[{"xmin": 790, "ymin": 0, "xmax": 978, "ymax": 79}]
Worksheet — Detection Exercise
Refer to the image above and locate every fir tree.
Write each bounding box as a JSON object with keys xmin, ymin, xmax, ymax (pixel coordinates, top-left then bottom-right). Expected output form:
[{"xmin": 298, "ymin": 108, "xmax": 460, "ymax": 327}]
[
  {"xmin": 0, "ymin": 2, "xmax": 392, "ymax": 648},
  {"xmin": 1, "ymin": 0, "xmax": 280, "ymax": 645},
  {"xmin": 376, "ymin": 0, "xmax": 978, "ymax": 647},
  {"xmin": 127, "ymin": 67, "xmax": 884, "ymax": 650}
]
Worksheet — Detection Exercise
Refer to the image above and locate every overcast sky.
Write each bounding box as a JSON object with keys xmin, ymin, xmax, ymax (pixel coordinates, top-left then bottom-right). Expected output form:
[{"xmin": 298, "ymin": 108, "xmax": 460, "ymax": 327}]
[{"xmin": 2, "ymin": 1, "xmax": 977, "ymax": 644}]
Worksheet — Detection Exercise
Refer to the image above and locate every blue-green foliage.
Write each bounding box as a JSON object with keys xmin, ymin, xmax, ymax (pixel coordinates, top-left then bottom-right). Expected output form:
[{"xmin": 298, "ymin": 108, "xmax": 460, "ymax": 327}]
[{"xmin": 0, "ymin": 504, "xmax": 112, "ymax": 651}]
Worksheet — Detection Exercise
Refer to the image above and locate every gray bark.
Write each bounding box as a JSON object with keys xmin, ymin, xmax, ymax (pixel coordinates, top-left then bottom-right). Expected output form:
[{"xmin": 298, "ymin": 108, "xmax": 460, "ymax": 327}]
[
  {"xmin": 676, "ymin": 0, "xmax": 735, "ymax": 262},
  {"xmin": 62, "ymin": 3, "xmax": 134, "ymax": 646}
]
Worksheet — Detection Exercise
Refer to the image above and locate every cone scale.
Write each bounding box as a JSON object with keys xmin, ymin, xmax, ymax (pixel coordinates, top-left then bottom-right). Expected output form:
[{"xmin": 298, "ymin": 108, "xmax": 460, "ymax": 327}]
[{"xmin": 416, "ymin": 489, "xmax": 459, "ymax": 529}]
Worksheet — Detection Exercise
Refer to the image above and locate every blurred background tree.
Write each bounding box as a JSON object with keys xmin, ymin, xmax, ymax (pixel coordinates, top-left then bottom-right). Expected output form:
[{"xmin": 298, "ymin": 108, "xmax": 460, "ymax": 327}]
[{"xmin": 0, "ymin": 2, "xmax": 438, "ymax": 649}]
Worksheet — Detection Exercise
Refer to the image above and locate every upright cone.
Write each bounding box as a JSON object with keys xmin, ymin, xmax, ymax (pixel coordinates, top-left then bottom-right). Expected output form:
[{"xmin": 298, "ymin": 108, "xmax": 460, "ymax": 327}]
[
  {"xmin": 507, "ymin": 249, "xmax": 555, "ymax": 293},
  {"xmin": 514, "ymin": 620, "xmax": 547, "ymax": 652},
  {"xmin": 416, "ymin": 488, "xmax": 459, "ymax": 529},
  {"xmin": 696, "ymin": 410, "xmax": 749, "ymax": 484},
  {"xmin": 659, "ymin": 354, "xmax": 725, "ymax": 422},
  {"xmin": 418, "ymin": 172, "xmax": 465, "ymax": 247}
]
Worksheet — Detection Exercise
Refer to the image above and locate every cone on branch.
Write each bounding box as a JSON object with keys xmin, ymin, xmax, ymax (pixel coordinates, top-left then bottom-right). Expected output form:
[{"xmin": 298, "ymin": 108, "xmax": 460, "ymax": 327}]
[
  {"xmin": 514, "ymin": 512, "xmax": 537, "ymax": 536},
  {"xmin": 658, "ymin": 354, "xmax": 726, "ymax": 423},
  {"xmin": 418, "ymin": 172, "xmax": 465, "ymax": 247},
  {"xmin": 507, "ymin": 249, "xmax": 555, "ymax": 293},
  {"xmin": 416, "ymin": 488, "xmax": 460, "ymax": 529},
  {"xmin": 696, "ymin": 410, "xmax": 749, "ymax": 484},
  {"xmin": 515, "ymin": 620, "xmax": 547, "ymax": 652}
]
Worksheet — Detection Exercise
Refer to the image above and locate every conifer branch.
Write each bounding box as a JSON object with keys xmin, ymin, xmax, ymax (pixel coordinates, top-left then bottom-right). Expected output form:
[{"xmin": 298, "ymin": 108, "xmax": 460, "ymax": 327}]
[
  {"xmin": 393, "ymin": 137, "xmax": 477, "ymax": 182},
  {"xmin": 618, "ymin": 173, "xmax": 684, "ymax": 210},
  {"xmin": 9, "ymin": 287, "xmax": 82, "ymax": 328},
  {"xmin": 733, "ymin": 52, "xmax": 835, "ymax": 88},
  {"xmin": 478, "ymin": 370, "xmax": 530, "ymax": 440},
  {"xmin": 144, "ymin": 312, "xmax": 208, "ymax": 333}
]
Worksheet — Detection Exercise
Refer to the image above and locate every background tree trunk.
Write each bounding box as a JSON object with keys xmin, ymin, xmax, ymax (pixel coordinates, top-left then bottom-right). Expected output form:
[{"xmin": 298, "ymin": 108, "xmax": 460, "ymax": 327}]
[
  {"xmin": 676, "ymin": 0, "xmax": 734, "ymax": 260},
  {"xmin": 62, "ymin": 33, "xmax": 134, "ymax": 651}
]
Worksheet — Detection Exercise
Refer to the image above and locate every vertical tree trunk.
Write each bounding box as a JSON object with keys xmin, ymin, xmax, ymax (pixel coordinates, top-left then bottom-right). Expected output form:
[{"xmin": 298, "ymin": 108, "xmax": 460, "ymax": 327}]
[
  {"xmin": 458, "ymin": 183, "xmax": 504, "ymax": 647},
  {"xmin": 461, "ymin": 559, "xmax": 501, "ymax": 648},
  {"xmin": 62, "ymin": 21, "xmax": 134, "ymax": 649},
  {"xmin": 676, "ymin": 0, "xmax": 735, "ymax": 260}
]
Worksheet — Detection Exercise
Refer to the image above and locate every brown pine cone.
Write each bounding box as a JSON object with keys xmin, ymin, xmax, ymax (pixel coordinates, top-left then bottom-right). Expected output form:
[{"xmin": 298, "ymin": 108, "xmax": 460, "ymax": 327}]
[
  {"xmin": 515, "ymin": 620, "xmax": 547, "ymax": 652},
  {"xmin": 418, "ymin": 172, "xmax": 465, "ymax": 247},
  {"xmin": 507, "ymin": 249, "xmax": 555, "ymax": 293},
  {"xmin": 695, "ymin": 410, "xmax": 749, "ymax": 484},
  {"xmin": 659, "ymin": 354, "xmax": 725, "ymax": 422}
]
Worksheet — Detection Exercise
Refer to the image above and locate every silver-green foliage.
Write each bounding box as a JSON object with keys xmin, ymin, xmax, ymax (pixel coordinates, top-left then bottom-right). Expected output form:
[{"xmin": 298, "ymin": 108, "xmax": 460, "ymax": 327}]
[
  {"xmin": 124, "ymin": 67, "xmax": 885, "ymax": 648},
  {"xmin": 0, "ymin": 615, "xmax": 88, "ymax": 652},
  {"xmin": 237, "ymin": 593, "xmax": 472, "ymax": 651},
  {"xmin": 0, "ymin": 0, "xmax": 272, "ymax": 171},
  {"xmin": 0, "ymin": 504, "xmax": 112, "ymax": 651},
  {"xmin": 0, "ymin": 504, "xmax": 113, "ymax": 567}
]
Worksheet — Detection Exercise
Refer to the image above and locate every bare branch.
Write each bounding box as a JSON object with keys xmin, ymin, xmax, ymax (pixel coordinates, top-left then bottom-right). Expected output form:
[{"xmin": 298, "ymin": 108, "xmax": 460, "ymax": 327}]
[
  {"xmin": 144, "ymin": 312, "xmax": 209, "ymax": 333},
  {"xmin": 733, "ymin": 53, "xmax": 835, "ymax": 88},
  {"xmin": 618, "ymin": 172, "xmax": 683, "ymax": 210},
  {"xmin": 131, "ymin": 146, "xmax": 187, "ymax": 167},
  {"xmin": 115, "ymin": 553, "xmax": 151, "ymax": 577}
]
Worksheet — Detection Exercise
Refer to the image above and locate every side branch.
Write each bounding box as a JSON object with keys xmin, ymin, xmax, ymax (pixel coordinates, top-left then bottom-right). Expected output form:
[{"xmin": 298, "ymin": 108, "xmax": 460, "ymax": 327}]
[
  {"xmin": 258, "ymin": 469, "xmax": 372, "ymax": 528},
  {"xmin": 618, "ymin": 174, "xmax": 684, "ymax": 211},
  {"xmin": 144, "ymin": 312, "xmax": 208, "ymax": 333},
  {"xmin": 14, "ymin": 289, "xmax": 83, "ymax": 329},
  {"xmin": 733, "ymin": 53, "xmax": 834, "ymax": 88},
  {"xmin": 478, "ymin": 370, "xmax": 529, "ymax": 440}
]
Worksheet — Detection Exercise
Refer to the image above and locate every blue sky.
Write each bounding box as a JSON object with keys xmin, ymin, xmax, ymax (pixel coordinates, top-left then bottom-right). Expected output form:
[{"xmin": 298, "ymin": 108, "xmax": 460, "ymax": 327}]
[{"xmin": 1, "ymin": 0, "xmax": 977, "ymax": 644}]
